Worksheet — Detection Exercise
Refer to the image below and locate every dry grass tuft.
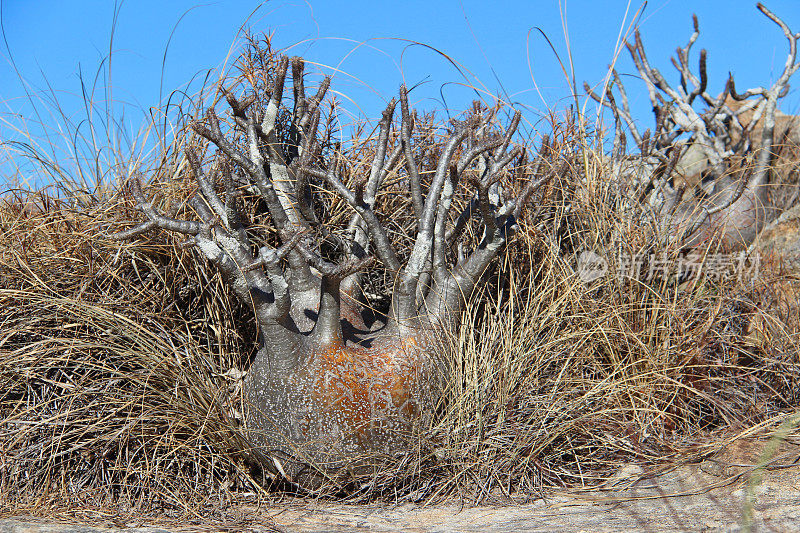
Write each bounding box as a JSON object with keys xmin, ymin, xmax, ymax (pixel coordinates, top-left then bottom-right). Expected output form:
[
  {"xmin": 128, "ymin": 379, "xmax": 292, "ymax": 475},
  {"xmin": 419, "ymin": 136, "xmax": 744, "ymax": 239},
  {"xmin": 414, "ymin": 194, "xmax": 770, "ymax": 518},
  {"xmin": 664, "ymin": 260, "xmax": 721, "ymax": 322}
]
[{"xmin": 0, "ymin": 192, "xmax": 269, "ymax": 517}]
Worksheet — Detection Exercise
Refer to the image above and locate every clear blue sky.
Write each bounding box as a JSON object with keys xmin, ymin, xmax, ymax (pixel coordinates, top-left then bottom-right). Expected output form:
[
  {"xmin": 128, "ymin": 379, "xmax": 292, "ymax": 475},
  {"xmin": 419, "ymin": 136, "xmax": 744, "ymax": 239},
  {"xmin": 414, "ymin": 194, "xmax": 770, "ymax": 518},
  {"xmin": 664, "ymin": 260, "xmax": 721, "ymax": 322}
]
[{"xmin": 1, "ymin": 1, "xmax": 799, "ymax": 189}]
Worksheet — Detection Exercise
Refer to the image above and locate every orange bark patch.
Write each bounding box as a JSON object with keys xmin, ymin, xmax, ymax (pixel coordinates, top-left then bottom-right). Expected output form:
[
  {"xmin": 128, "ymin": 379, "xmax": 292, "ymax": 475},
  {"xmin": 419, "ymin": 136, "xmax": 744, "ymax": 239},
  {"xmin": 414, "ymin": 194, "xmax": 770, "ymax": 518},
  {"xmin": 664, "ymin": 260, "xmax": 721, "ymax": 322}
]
[{"xmin": 301, "ymin": 339, "xmax": 423, "ymax": 438}]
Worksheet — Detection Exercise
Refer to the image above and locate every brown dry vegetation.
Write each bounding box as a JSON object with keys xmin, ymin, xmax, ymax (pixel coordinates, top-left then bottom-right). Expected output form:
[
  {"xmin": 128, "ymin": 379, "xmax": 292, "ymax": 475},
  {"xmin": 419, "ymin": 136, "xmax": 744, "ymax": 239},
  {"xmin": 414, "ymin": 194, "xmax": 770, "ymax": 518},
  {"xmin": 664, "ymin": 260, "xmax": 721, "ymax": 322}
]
[{"xmin": 1, "ymin": 40, "xmax": 800, "ymax": 524}]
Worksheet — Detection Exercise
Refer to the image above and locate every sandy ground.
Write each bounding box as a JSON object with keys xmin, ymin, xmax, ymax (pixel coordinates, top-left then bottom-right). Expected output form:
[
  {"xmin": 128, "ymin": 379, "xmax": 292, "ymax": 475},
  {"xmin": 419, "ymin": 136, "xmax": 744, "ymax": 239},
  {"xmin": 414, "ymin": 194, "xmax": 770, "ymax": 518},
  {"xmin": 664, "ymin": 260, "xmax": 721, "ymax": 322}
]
[{"xmin": 3, "ymin": 439, "xmax": 799, "ymax": 532}]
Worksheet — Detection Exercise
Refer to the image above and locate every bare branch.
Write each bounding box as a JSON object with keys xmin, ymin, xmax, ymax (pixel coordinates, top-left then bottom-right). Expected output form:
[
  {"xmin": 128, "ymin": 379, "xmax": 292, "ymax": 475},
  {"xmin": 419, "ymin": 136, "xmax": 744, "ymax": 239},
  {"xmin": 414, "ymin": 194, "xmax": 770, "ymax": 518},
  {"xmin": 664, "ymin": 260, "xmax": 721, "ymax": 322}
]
[
  {"xmin": 494, "ymin": 110, "xmax": 522, "ymax": 160},
  {"xmin": 302, "ymin": 167, "xmax": 401, "ymax": 273},
  {"xmin": 445, "ymin": 198, "xmax": 477, "ymax": 245},
  {"xmin": 473, "ymin": 169, "xmax": 498, "ymax": 235},
  {"xmin": 186, "ymin": 147, "xmax": 226, "ymax": 222},
  {"xmin": 457, "ymin": 139, "xmax": 503, "ymax": 175},
  {"xmin": 432, "ymin": 165, "xmax": 459, "ymax": 283},
  {"xmin": 291, "ymin": 57, "xmax": 307, "ymax": 126},
  {"xmin": 403, "ymin": 127, "xmax": 470, "ymax": 277},
  {"xmin": 364, "ymin": 99, "xmax": 398, "ymax": 206},
  {"xmin": 246, "ymin": 232, "xmax": 306, "ymax": 272},
  {"xmin": 261, "ymin": 56, "xmax": 289, "ymax": 135},
  {"xmin": 293, "ymin": 108, "xmax": 322, "ymax": 226},
  {"xmin": 126, "ymin": 174, "xmax": 203, "ymax": 236},
  {"xmin": 400, "ymin": 85, "xmax": 424, "ymax": 220}
]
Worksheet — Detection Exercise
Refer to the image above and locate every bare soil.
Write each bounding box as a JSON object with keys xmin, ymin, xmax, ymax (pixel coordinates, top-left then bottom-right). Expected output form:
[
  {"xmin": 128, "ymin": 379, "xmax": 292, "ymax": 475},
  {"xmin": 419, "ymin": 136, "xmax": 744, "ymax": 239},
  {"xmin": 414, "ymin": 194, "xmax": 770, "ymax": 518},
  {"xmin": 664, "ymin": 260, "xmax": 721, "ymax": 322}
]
[{"xmin": 3, "ymin": 439, "xmax": 799, "ymax": 533}]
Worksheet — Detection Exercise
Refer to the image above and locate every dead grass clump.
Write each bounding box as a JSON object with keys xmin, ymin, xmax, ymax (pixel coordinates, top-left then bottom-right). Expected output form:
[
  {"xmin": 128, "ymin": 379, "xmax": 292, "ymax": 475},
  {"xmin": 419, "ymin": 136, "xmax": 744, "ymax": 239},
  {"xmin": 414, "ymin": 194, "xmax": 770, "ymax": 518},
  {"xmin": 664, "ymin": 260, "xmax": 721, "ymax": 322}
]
[{"xmin": 0, "ymin": 191, "xmax": 267, "ymax": 517}]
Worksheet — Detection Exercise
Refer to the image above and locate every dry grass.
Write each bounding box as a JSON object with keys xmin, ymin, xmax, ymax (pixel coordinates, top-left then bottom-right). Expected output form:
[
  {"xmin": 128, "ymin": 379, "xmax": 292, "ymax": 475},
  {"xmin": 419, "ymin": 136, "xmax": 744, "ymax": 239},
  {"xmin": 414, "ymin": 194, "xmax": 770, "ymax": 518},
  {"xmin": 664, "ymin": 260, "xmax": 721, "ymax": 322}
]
[
  {"xmin": 0, "ymin": 193, "xmax": 271, "ymax": 518},
  {"xmin": 425, "ymin": 228, "xmax": 800, "ymax": 500},
  {"xmin": 2, "ymin": 44, "xmax": 800, "ymax": 517}
]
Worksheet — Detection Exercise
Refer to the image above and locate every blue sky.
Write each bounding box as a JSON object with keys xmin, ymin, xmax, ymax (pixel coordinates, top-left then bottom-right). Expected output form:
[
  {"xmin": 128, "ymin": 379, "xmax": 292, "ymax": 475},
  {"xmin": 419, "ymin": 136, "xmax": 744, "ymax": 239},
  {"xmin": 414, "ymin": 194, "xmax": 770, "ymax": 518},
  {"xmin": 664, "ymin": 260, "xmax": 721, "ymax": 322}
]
[{"xmin": 1, "ymin": 1, "xmax": 799, "ymax": 189}]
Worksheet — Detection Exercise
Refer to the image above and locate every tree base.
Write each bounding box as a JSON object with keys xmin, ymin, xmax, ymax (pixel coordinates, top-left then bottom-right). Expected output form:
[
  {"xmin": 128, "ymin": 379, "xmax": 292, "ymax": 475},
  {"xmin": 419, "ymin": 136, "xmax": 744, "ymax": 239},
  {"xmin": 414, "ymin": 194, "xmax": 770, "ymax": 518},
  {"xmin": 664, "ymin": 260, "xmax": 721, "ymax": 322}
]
[{"xmin": 243, "ymin": 335, "xmax": 430, "ymax": 485}]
